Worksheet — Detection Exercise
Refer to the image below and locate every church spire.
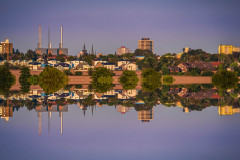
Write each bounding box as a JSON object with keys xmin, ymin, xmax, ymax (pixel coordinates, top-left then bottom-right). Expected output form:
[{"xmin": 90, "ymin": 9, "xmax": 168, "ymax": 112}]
[{"xmin": 91, "ymin": 44, "xmax": 94, "ymax": 55}]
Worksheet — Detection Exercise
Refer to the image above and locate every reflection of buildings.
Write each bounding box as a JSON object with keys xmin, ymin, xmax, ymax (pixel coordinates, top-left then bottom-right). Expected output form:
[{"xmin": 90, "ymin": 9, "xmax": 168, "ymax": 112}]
[
  {"xmin": 138, "ymin": 109, "xmax": 153, "ymax": 122},
  {"xmin": 0, "ymin": 106, "xmax": 13, "ymax": 122},
  {"xmin": 36, "ymin": 105, "xmax": 68, "ymax": 135},
  {"xmin": 218, "ymin": 106, "xmax": 240, "ymax": 116},
  {"xmin": 117, "ymin": 105, "xmax": 131, "ymax": 114},
  {"xmin": 175, "ymin": 101, "xmax": 189, "ymax": 113}
]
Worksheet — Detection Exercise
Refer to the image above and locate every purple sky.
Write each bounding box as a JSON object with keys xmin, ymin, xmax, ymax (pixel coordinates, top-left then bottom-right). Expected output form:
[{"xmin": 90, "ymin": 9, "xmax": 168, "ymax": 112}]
[{"xmin": 1, "ymin": 0, "xmax": 240, "ymax": 55}]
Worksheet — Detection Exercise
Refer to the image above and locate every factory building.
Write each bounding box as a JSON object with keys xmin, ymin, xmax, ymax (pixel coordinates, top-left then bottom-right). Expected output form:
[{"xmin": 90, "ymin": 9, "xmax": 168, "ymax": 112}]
[{"xmin": 35, "ymin": 25, "xmax": 68, "ymax": 55}]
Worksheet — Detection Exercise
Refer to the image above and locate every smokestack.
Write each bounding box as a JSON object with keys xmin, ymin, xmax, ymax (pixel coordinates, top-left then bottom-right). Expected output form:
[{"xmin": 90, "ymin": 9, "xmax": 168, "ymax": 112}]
[
  {"xmin": 48, "ymin": 27, "xmax": 51, "ymax": 48},
  {"xmin": 59, "ymin": 25, "xmax": 63, "ymax": 48},
  {"xmin": 38, "ymin": 25, "xmax": 41, "ymax": 48}
]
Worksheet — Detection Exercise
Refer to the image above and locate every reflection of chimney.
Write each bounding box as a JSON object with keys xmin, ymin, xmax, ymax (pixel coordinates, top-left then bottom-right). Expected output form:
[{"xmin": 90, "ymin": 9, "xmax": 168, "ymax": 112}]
[
  {"xmin": 48, "ymin": 112, "xmax": 51, "ymax": 134},
  {"xmin": 38, "ymin": 112, "xmax": 41, "ymax": 135},
  {"xmin": 59, "ymin": 25, "xmax": 63, "ymax": 48},
  {"xmin": 48, "ymin": 27, "xmax": 51, "ymax": 48},
  {"xmin": 60, "ymin": 112, "xmax": 63, "ymax": 135},
  {"xmin": 38, "ymin": 25, "xmax": 41, "ymax": 48}
]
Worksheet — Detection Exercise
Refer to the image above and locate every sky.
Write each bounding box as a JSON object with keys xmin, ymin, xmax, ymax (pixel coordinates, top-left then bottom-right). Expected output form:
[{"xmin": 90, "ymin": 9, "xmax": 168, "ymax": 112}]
[{"xmin": 1, "ymin": 0, "xmax": 240, "ymax": 55}]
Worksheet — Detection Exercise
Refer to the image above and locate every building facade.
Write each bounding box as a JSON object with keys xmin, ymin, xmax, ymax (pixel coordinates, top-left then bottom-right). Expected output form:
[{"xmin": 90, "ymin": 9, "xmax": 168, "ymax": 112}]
[
  {"xmin": 117, "ymin": 46, "xmax": 131, "ymax": 55},
  {"xmin": 138, "ymin": 38, "xmax": 153, "ymax": 52},
  {"xmin": 0, "ymin": 39, "xmax": 13, "ymax": 54},
  {"xmin": 218, "ymin": 44, "xmax": 240, "ymax": 54}
]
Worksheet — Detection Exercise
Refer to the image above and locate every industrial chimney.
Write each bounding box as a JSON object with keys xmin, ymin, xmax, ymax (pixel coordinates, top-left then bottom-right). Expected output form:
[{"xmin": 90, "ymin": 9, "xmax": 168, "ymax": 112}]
[
  {"xmin": 59, "ymin": 25, "xmax": 63, "ymax": 48},
  {"xmin": 38, "ymin": 25, "xmax": 41, "ymax": 48},
  {"xmin": 48, "ymin": 27, "xmax": 51, "ymax": 48}
]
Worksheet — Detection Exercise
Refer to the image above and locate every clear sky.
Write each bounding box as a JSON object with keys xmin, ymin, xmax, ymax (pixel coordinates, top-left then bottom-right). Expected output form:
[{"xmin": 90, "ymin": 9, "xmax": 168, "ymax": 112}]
[{"xmin": 1, "ymin": 0, "xmax": 240, "ymax": 55}]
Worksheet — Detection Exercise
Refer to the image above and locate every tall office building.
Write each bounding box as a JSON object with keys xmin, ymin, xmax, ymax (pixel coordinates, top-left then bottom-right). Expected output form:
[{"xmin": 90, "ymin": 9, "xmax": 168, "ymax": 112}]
[
  {"xmin": 138, "ymin": 109, "xmax": 153, "ymax": 122},
  {"xmin": 0, "ymin": 39, "xmax": 13, "ymax": 54},
  {"xmin": 117, "ymin": 46, "xmax": 131, "ymax": 55},
  {"xmin": 218, "ymin": 44, "xmax": 240, "ymax": 54},
  {"xmin": 138, "ymin": 38, "xmax": 153, "ymax": 52}
]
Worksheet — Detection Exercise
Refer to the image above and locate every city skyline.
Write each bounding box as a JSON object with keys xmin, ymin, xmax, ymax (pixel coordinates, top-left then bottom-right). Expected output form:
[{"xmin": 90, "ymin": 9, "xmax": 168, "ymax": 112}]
[{"xmin": 1, "ymin": 0, "xmax": 240, "ymax": 55}]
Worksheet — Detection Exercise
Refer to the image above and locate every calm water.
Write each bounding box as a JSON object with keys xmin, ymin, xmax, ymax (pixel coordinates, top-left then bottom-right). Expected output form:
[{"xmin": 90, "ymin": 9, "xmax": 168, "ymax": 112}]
[{"xmin": 1, "ymin": 88, "xmax": 240, "ymax": 160}]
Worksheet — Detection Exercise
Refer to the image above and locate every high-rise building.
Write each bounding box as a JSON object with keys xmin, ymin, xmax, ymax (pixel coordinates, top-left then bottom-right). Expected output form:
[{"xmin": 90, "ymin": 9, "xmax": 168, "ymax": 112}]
[
  {"xmin": 0, "ymin": 39, "xmax": 13, "ymax": 54},
  {"xmin": 218, "ymin": 44, "xmax": 240, "ymax": 54},
  {"xmin": 138, "ymin": 109, "xmax": 153, "ymax": 122},
  {"xmin": 138, "ymin": 38, "xmax": 153, "ymax": 52},
  {"xmin": 183, "ymin": 47, "xmax": 191, "ymax": 53},
  {"xmin": 117, "ymin": 46, "xmax": 131, "ymax": 55}
]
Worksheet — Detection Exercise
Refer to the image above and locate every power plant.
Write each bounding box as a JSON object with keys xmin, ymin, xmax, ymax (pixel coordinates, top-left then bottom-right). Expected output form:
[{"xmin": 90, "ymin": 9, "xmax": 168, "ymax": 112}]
[{"xmin": 35, "ymin": 25, "xmax": 68, "ymax": 55}]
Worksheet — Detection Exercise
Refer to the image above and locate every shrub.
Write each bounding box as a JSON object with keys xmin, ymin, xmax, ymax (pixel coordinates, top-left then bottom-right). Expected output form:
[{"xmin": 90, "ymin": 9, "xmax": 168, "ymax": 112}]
[
  {"xmin": 201, "ymin": 71, "xmax": 214, "ymax": 76},
  {"xmin": 28, "ymin": 75, "xmax": 39, "ymax": 85},
  {"xmin": 19, "ymin": 66, "xmax": 31, "ymax": 93},
  {"xmin": 162, "ymin": 75, "xmax": 174, "ymax": 85},
  {"xmin": 75, "ymin": 71, "xmax": 82, "ymax": 76}
]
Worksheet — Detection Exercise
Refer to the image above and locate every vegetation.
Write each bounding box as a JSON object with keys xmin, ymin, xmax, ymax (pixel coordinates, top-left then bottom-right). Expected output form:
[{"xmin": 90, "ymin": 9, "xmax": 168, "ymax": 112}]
[
  {"xmin": 19, "ymin": 67, "xmax": 31, "ymax": 93},
  {"xmin": 64, "ymin": 69, "xmax": 73, "ymax": 75},
  {"xmin": 119, "ymin": 70, "xmax": 139, "ymax": 90},
  {"xmin": 212, "ymin": 70, "xmax": 238, "ymax": 90},
  {"xmin": 75, "ymin": 71, "xmax": 82, "ymax": 76},
  {"xmin": 38, "ymin": 66, "xmax": 68, "ymax": 94},
  {"xmin": 141, "ymin": 68, "xmax": 162, "ymax": 92},
  {"xmin": 28, "ymin": 75, "xmax": 39, "ymax": 85},
  {"xmin": 162, "ymin": 75, "xmax": 174, "ymax": 85},
  {"xmin": 91, "ymin": 67, "xmax": 113, "ymax": 93},
  {"xmin": 0, "ymin": 64, "xmax": 16, "ymax": 96}
]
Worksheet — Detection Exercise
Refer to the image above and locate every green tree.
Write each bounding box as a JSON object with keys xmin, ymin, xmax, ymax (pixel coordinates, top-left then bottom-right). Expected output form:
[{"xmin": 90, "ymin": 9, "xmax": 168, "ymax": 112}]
[
  {"xmin": 19, "ymin": 67, "xmax": 31, "ymax": 93},
  {"xmin": 91, "ymin": 67, "xmax": 113, "ymax": 93},
  {"xmin": 39, "ymin": 66, "xmax": 68, "ymax": 94},
  {"xmin": 28, "ymin": 75, "xmax": 39, "ymax": 85},
  {"xmin": 119, "ymin": 70, "xmax": 139, "ymax": 90},
  {"xmin": 212, "ymin": 70, "xmax": 238, "ymax": 90},
  {"xmin": 161, "ymin": 66, "xmax": 169, "ymax": 75},
  {"xmin": 0, "ymin": 64, "xmax": 16, "ymax": 96},
  {"xmin": 141, "ymin": 68, "xmax": 162, "ymax": 92}
]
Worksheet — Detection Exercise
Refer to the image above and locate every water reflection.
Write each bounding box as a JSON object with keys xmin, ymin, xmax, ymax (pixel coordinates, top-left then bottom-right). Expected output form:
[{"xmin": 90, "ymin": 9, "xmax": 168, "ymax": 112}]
[{"xmin": 1, "ymin": 85, "xmax": 240, "ymax": 126}]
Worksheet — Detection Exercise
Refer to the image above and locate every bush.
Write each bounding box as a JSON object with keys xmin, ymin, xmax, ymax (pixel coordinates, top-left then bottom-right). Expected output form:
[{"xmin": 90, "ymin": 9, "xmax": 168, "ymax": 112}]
[
  {"xmin": 88, "ymin": 68, "xmax": 94, "ymax": 76},
  {"xmin": 201, "ymin": 71, "xmax": 214, "ymax": 76},
  {"xmin": 39, "ymin": 66, "xmax": 68, "ymax": 94},
  {"xmin": 161, "ymin": 66, "xmax": 169, "ymax": 75},
  {"xmin": 119, "ymin": 70, "xmax": 139, "ymax": 90},
  {"xmin": 212, "ymin": 70, "xmax": 238, "ymax": 90},
  {"xmin": 64, "ymin": 69, "xmax": 73, "ymax": 75},
  {"xmin": 162, "ymin": 75, "xmax": 174, "ymax": 85},
  {"xmin": 75, "ymin": 84, "xmax": 82, "ymax": 89},
  {"xmin": 75, "ymin": 71, "xmax": 82, "ymax": 76}
]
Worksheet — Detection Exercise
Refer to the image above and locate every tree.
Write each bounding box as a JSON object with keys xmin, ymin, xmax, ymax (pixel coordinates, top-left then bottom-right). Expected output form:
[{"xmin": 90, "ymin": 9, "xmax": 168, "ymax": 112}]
[
  {"xmin": 39, "ymin": 66, "xmax": 68, "ymax": 94},
  {"xmin": 212, "ymin": 70, "xmax": 238, "ymax": 90},
  {"xmin": 91, "ymin": 67, "xmax": 113, "ymax": 93},
  {"xmin": 19, "ymin": 66, "xmax": 31, "ymax": 93},
  {"xmin": 161, "ymin": 66, "xmax": 169, "ymax": 75},
  {"xmin": 0, "ymin": 63, "xmax": 16, "ymax": 96},
  {"xmin": 75, "ymin": 71, "xmax": 82, "ymax": 76},
  {"xmin": 28, "ymin": 75, "xmax": 39, "ymax": 85},
  {"xmin": 141, "ymin": 68, "xmax": 162, "ymax": 92},
  {"xmin": 119, "ymin": 70, "xmax": 139, "ymax": 90}
]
